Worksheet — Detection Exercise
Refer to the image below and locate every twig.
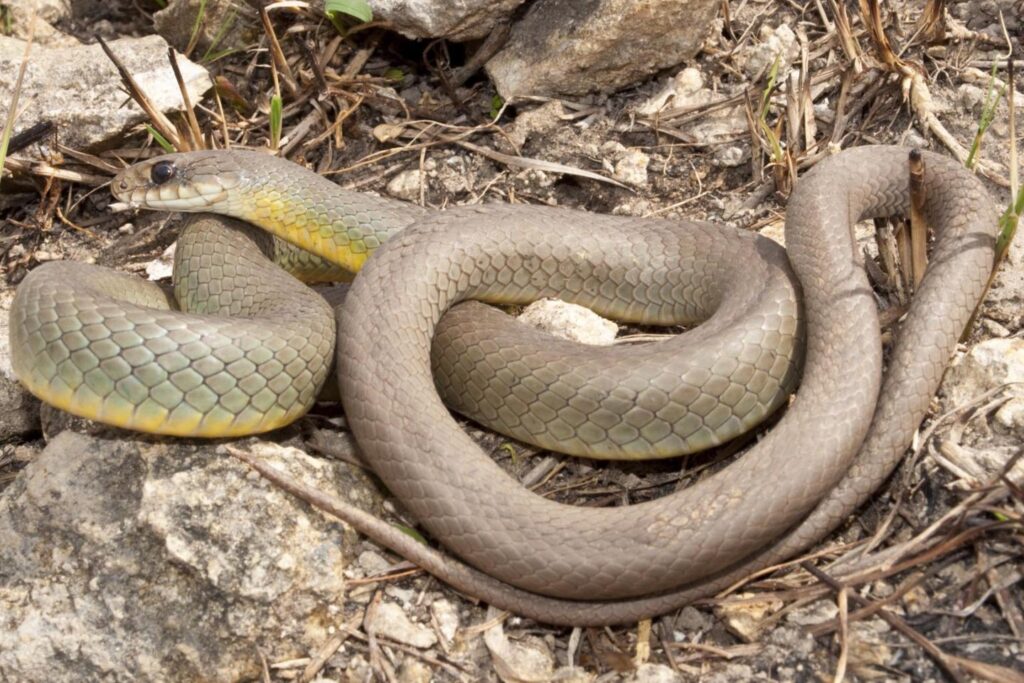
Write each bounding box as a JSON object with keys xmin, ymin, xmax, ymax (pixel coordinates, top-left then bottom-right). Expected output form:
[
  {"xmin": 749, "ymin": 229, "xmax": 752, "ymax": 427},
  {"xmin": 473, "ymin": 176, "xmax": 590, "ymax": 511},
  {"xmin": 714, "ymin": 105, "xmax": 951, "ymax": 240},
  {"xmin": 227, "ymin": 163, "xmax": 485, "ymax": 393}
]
[
  {"xmin": 167, "ymin": 47, "xmax": 205, "ymax": 150},
  {"xmin": 832, "ymin": 587, "xmax": 848, "ymax": 683},
  {"xmin": 97, "ymin": 37, "xmax": 184, "ymax": 150},
  {"xmin": 259, "ymin": 6, "xmax": 298, "ymax": 93},
  {"xmin": 801, "ymin": 561, "xmax": 967, "ymax": 683},
  {"xmin": 907, "ymin": 148, "xmax": 928, "ymax": 290},
  {"xmin": 299, "ymin": 618, "xmax": 361, "ymax": 683}
]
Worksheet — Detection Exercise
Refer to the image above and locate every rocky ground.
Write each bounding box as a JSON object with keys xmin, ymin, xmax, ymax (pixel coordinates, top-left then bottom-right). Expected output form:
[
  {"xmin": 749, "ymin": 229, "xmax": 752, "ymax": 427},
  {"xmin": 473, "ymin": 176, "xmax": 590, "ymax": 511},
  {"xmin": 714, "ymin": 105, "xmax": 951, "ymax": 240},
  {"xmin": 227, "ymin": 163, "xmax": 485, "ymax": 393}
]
[{"xmin": 1, "ymin": 0, "xmax": 1023, "ymax": 681}]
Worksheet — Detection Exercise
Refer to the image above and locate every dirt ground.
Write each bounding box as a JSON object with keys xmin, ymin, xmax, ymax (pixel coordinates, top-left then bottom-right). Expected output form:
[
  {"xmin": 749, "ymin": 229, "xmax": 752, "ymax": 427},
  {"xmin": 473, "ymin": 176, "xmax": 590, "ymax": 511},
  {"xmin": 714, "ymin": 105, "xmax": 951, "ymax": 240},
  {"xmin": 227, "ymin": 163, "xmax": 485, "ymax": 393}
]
[{"xmin": 1, "ymin": 0, "xmax": 1023, "ymax": 681}]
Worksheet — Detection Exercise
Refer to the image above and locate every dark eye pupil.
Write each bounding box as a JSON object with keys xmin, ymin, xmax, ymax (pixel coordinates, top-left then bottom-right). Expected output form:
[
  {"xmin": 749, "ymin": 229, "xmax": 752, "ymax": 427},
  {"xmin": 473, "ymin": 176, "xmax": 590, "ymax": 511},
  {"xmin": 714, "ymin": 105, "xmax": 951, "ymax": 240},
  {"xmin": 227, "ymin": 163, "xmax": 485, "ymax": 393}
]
[{"xmin": 150, "ymin": 161, "xmax": 175, "ymax": 185}]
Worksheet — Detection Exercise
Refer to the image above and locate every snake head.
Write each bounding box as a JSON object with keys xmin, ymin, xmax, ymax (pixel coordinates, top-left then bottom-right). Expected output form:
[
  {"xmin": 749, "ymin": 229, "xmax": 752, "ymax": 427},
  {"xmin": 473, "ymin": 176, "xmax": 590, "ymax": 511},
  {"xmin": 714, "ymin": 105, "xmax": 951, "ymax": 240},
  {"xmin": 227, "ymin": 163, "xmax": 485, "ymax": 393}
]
[{"xmin": 111, "ymin": 150, "xmax": 247, "ymax": 212}]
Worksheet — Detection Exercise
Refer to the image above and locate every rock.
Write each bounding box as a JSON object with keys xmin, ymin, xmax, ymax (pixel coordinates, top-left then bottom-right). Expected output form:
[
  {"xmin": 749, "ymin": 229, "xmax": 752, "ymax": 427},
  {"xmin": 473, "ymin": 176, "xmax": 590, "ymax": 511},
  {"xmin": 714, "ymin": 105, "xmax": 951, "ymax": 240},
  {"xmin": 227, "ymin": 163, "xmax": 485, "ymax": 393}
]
[
  {"xmin": 602, "ymin": 141, "xmax": 649, "ymax": 188},
  {"xmin": 430, "ymin": 599, "xmax": 460, "ymax": 645},
  {"xmin": 637, "ymin": 67, "xmax": 706, "ymax": 117},
  {"xmin": 364, "ymin": 601, "xmax": 437, "ymax": 649},
  {"xmin": 0, "ymin": 35, "xmax": 211, "ymax": 158},
  {"xmin": 671, "ymin": 606, "xmax": 712, "ymax": 635},
  {"xmin": 637, "ymin": 67, "xmax": 747, "ymax": 144},
  {"xmin": 517, "ymin": 299, "xmax": 618, "ymax": 346},
  {"xmin": 988, "ymin": 231, "xmax": 1024, "ymax": 327},
  {"xmin": 486, "ymin": 0, "xmax": 720, "ymax": 98},
  {"xmin": 0, "ymin": 291, "xmax": 40, "ymax": 440},
  {"xmin": 627, "ymin": 664, "xmax": 683, "ymax": 682},
  {"xmin": 714, "ymin": 594, "xmax": 783, "ymax": 642},
  {"xmin": 506, "ymin": 100, "xmax": 566, "ymax": 149},
  {"xmin": 397, "ymin": 658, "xmax": 433, "ymax": 683},
  {"xmin": 766, "ymin": 624, "xmax": 815, "ymax": 658},
  {"xmin": 737, "ymin": 23, "xmax": 800, "ymax": 79},
  {"xmin": 0, "ymin": 373, "xmax": 38, "ymax": 442},
  {"xmin": 847, "ymin": 619, "xmax": 893, "ymax": 678},
  {"xmin": 703, "ymin": 664, "xmax": 755, "ymax": 683},
  {"xmin": 1, "ymin": 0, "xmax": 76, "ymax": 45},
  {"xmin": 0, "ymin": 434, "xmax": 386, "ymax": 682},
  {"xmin": 995, "ymin": 397, "xmax": 1024, "ymax": 431},
  {"xmin": 386, "ymin": 169, "xmax": 425, "ymax": 202},
  {"xmin": 357, "ymin": 549, "xmax": 393, "ymax": 576},
  {"xmin": 551, "ymin": 668, "xmax": 597, "ymax": 682},
  {"xmin": 482, "ymin": 608, "xmax": 555, "ymax": 682},
  {"xmin": 346, "ymin": 654, "xmax": 373, "ymax": 681},
  {"xmin": 943, "ymin": 338, "xmax": 1024, "ymax": 408},
  {"xmin": 369, "ymin": 0, "xmax": 526, "ymax": 41},
  {"xmin": 714, "ymin": 145, "xmax": 747, "ymax": 167},
  {"xmin": 784, "ymin": 600, "xmax": 839, "ymax": 626},
  {"xmin": 145, "ymin": 242, "xmax": 177, "ymax": 282},
  {"xmin": 153, "ymin": 0, "xmax": 255, "ymax": 56}
]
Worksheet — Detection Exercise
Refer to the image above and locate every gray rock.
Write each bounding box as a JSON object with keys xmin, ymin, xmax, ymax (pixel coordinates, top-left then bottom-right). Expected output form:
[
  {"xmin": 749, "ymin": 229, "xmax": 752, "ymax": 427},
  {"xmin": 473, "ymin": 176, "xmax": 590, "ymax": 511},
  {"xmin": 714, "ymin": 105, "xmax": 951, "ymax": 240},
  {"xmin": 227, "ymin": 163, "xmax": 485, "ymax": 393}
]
[
  {"xmin": 736, "ymin": 23, "xmax": 799, "ymax": 80},
  {"xmin": 0, "ymin": 292, "xmax": 40, "ymax": 441},
  {"xmin": 0, "ymin": 433, "xmax": 386, "ymax": 682},
  {"xmin": 153, "ymin": 0, "xmax": 256, "ymax": 57},
  {"xmin": 485, "ymin": 0, "xmax": 720, "ymax": 98},
  {"xmin": 430, "ymin": 598, "xmax": 460, "ymax": 645},
  {"xmin": 943, "ymin": 337, "xmax": 1024, "ymax": 408},
  {"xmin": 995, "ymin": 397, "xmax": 1024, "ymax": 431},
  {"xmin": 369, "ymin": 0, "xmax": 526, "ymax": 41},
  {"xmin": 627, "ymin": 664, "xmax": 683, "ymax": 682},
  {"xmin": 601, "ymin": 141, "xmax": 650, "ymax": 188},
  {"xmin": 638, "ymin": 67, "xmax": 747, "ymax": 144},
  {"xmin": 0, "ymin": 374, "xmax": 37, "ymax": 442},
  {"xmin": 364, "ymin": 600, "xmax": 437, "ymax": 649},
  {"xmin": 988, "ymin": 232, "xmax": 1024, "ymax": 328},
  {"xmin": 517, "ymin": 299, "xmax": 618, "ymax": 346},
  {"xmin": 397, "ymin": 658, "xmax": 434, "ymax": 683},
  {"xmin": 0, "ymin": 35, "xmax": 211, "ymax": 157},
  {"xmin": 482, "ymin": 612, "xmax": 555, "ymax": 682},
  {"xmin": 784, "ymin": 600, "xmax": 839, "ymax": 626},
  {"xmin": 386, "ymin": 169, "xmax": 425, "ymax": 202},
  {"xmin": 1, "ymin": 0, "xmax": 76, "ymax": 45}
]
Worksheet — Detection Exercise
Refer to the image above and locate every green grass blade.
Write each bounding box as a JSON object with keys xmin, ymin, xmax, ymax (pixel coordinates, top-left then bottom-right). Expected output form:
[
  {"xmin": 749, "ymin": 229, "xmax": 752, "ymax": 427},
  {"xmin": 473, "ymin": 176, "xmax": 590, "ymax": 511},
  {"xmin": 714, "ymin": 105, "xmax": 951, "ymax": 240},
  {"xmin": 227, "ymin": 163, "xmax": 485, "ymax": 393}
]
[
  {"xmin": 325, "ymin": 0, "xmax": 373, "ymax": 23},
  {"xmin": 186, "ymin": 0, "xmax": 208, "ymax": 56},
  {"xmin": 965, "ymin": 64, "xmax": 1005, "ymax": 170},
  {"xmin": 146, "ymin": 124, "xmax": 176, "ymax": 153},
  {"xmin": 269, "ymin": 94, "xmax": 283, "ymax": 150}
]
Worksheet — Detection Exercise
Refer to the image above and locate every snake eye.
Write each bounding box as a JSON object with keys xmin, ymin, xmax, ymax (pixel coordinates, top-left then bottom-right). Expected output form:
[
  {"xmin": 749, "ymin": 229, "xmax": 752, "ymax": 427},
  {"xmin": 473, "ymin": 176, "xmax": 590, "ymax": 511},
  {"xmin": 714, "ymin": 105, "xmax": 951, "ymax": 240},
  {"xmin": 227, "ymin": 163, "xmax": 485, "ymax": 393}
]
[{"xmin": 150, "ymin": 161, "xmax": 176, "ymax": 185}]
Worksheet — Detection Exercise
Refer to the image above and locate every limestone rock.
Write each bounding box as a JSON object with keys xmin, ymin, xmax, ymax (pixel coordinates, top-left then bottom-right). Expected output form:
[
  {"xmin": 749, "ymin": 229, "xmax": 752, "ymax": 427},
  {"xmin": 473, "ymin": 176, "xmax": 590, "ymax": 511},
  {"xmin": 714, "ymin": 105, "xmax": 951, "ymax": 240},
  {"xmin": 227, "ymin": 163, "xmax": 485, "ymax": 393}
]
[
  {"xmin": 364, "ymin": 600, "xmax": 437, "ymax": 649},
  {"xmin": 518, "ymin": 299, "xmax": 618, "ymax": 346},
  {"xmin": 602, "ymin": 141, "xmax": 650, "ymax": 188},
  {"xmin": 386, "ymin": 169, "xmax": 425, "ymax": 202},
  {"xmin": 482, "ymin": 608, "xmax": 555, "ymax": 682},
  {"xmin": 486, "ymin": 0, "xmax": 720, "ymax": 98},
  {"xmin": 0, "ymin": 35, "xmax": 211, "ymax": 157},
  {"xmin": 736, "ymin": 23, "xmax": 800, "ymax": 80},
  {"xmin": 637, "ymin": 67, "xmax": 747, "ymax": 144},
  {"xmin": 943, "ymin": 337, "xmax": 1024, "ymax": 408},
  {"xmin": 0, "ymin": 434, "xmax": 386, "ymax": 682},
  {"xmin": 369, "ymin": 0, "xmax": 526, "ymax": 41}
]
